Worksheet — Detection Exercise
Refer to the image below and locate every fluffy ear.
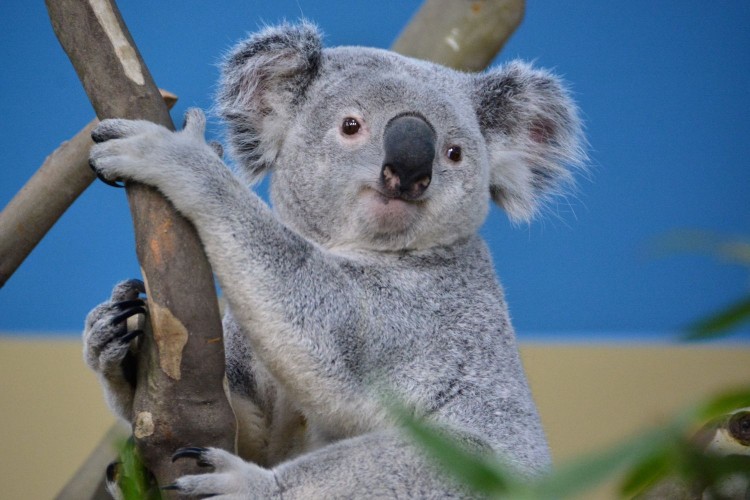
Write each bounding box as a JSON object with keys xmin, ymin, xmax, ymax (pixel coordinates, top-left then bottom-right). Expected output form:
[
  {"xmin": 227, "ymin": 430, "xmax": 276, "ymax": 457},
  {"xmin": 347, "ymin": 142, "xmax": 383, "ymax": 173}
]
[
  {"xmin": 473, "ymin": 61, "xmax": 585, "ymax": 222},
  {"xmin": 217, "ymin": 21, "xmax": 322, "ymax": 179}
]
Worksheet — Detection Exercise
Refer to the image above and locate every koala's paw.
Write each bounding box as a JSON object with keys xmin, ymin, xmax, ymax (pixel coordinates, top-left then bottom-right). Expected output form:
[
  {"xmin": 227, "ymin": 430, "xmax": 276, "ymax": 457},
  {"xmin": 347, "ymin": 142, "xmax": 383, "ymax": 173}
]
[
  {"xmin": 166, "ymin": 447, "xmax": 279, "ymax": 499},
  {"xmin": 89, "ymin": 109, "xmax": 226, "ymax": 209},
  {"xmin": 83, "ymin": 279, "xmax": 146, "ymax": 418}
]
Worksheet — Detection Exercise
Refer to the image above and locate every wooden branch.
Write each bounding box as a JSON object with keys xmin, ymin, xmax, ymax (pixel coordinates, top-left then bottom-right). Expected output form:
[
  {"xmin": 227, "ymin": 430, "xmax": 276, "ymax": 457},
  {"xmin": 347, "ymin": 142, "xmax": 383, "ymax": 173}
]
[
  {"xmin": 45, "ymin": 0, "xmax": 236, "ymax": 492},
  {"xmin": 392, "ymin": 0, "xmax": 525, "ymax": 71},
  {"xmin": 0, "ymin": 90, "xmax": 176, "ymax": 288}
]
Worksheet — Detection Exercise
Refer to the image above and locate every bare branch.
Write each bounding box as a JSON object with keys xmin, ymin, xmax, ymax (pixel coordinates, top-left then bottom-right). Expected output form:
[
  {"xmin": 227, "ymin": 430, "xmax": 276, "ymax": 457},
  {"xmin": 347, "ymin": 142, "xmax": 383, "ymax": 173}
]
[
  {"xmin": 45, "ymin": 0, "xmax": 236, "ymax": 492},
  {"xmin": 0, "ymin": 91, "xmax": 176, "ymax": 288},
  {"xmin": 392, "ymin": 0, "xmax": 525, "ymax": 71}
]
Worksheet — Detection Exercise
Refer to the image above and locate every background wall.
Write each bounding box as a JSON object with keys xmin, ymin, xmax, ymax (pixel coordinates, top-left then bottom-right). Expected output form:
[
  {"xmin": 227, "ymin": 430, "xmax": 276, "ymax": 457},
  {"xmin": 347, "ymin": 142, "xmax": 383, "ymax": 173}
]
[
  {"xmin": 1, "ymin": 1, "xmax": 749, "ymax": 338},
  {"xmin": 2, "ymin": 338, "xmax": 748, "ymax": 498}
]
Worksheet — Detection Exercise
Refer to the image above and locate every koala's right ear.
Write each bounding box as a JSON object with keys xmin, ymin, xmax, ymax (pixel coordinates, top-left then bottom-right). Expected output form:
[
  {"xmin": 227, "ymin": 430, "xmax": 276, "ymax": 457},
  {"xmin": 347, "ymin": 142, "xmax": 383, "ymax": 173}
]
[
  {"xmin": 217, "ymin": 22, "xmax": 322, "ymax": 179},
  {"xmin": 473, "ymin": 61, "xmax": 585, "ymax": 223}
]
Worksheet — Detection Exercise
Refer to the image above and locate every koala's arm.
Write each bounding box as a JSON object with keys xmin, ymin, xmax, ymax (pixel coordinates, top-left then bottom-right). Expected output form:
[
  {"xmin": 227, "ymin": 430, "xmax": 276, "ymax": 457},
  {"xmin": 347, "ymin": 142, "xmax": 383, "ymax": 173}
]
[{"xmin": 89, "ymin": 110, "xmax": 384, "ymax": 434}]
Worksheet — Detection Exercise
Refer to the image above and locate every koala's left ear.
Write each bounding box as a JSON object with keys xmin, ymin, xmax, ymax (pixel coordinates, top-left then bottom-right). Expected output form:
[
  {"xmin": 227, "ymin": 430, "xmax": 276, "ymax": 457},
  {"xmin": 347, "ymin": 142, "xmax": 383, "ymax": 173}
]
[
  {"xmin": 217, "ymin": 21, "xmax": 323, "ymax": 180},
  {"xmin": 473, "ymin": 61, "xmax": 585, "ymax": 222}
]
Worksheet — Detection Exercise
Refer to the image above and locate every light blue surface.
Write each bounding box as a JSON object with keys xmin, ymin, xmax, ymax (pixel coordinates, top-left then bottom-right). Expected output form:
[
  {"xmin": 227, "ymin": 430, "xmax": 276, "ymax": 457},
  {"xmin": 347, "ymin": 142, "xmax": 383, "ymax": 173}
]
[{"xmin": 1, "ymin": 1, "xmax": 748, "ymax": 339}]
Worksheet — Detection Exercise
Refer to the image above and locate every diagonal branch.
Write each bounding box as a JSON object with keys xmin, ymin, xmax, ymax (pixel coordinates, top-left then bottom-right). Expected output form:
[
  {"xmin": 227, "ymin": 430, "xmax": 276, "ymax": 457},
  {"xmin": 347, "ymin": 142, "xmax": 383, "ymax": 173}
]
[
  {"xmin": 45, "ymin": 0, "xmax": 236, "ymax": 492},
  {"xmin": 0, "ymin": 90, "xmax": 176, "ymax": 288},
  {"xmin": 392, "ymin": 0, "xmax": 524, "ymax": 71}
]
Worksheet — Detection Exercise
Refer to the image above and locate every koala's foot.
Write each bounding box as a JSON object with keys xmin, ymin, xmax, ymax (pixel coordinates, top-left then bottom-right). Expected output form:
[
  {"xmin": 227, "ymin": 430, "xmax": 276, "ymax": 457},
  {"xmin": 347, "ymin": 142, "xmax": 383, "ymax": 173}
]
[
  {"xmin": 166, "ymin": 447, "xmax": 279, "ymax": 499},
  {"xmin": 83, "ymin": 279, "xmax": 147, "ymax": 419}
]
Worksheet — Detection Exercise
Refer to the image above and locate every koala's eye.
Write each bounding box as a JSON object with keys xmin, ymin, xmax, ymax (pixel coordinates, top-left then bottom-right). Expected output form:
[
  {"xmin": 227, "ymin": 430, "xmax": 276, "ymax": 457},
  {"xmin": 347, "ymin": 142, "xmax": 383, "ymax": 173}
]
[
  {"xmin": 341, "ymin": 117, "xmax": 361, "ymax": 135},
  {"xmin": 446, "ymin": 146, "xmax": 462, "ymax": 162}
]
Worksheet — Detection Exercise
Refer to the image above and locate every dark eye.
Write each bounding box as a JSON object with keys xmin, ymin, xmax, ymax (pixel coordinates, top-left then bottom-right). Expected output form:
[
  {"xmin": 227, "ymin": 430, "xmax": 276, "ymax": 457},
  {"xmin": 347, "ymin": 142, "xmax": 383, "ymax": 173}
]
[
  {"xmin": 341, "ymin": 117, "xmax": 361, "ymax": 135},
  {"xmin": 446, "ymin": 145, "xmax": 462, "ymax": 162}
]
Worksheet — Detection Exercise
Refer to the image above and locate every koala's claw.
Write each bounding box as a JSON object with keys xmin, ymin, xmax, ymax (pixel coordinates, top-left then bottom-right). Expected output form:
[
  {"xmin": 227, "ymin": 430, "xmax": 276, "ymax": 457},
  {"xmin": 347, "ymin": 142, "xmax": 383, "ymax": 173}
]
[
  {"xmin": 89, "ymin": 158, "xmax": 125, "ymax": 188},
  {"xmin": 119, "ymin": 329, "xmax": 144, "ymax": 344},
  {"xmin": 113, "ymin": 298, "xmax": 146, "ymax": 310},
  {"xmin": 172, "ymin": 447, "xmax": 214, "ymax": 467},
  {"xmin": 109, "ymin": 304, "xmax": 147, "ymax": 326},
  {"xmin": 106, "ymin": 461, "xmax": 120, "ymax": 483}
]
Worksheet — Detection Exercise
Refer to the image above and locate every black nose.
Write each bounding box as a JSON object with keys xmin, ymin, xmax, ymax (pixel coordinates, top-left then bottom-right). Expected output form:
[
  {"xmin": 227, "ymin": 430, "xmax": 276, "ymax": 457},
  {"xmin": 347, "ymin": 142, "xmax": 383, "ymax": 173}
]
[{"xmin": 381, "ymin": 114, "xmax": 435, "ymax": 199}]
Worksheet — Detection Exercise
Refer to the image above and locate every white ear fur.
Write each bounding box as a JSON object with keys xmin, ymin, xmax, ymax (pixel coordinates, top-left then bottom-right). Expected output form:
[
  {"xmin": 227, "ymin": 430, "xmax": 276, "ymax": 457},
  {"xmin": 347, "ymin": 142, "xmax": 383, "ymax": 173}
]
[
  {"xmin": 474, "ymin": 61, "xmax": 585, "ymax": 222},
  {"xmin": 217, "ymin": 21, "xmax": 323, "ymax": 180}
]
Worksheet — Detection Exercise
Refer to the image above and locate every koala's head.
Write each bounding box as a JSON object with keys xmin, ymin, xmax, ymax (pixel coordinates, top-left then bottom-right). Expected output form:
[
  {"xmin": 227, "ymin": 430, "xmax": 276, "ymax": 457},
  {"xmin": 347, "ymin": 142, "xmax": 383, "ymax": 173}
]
[{"xmin": 218, "ymin": 22, "xmax": 584, "ymax": 252}]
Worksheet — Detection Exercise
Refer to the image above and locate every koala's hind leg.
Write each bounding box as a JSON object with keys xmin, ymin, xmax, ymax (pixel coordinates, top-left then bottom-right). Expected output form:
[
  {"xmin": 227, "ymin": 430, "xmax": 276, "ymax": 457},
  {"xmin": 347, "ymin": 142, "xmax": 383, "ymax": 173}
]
[{"xmin": 168, "ymin": 429, "xmax": 471, "ymax": 498}]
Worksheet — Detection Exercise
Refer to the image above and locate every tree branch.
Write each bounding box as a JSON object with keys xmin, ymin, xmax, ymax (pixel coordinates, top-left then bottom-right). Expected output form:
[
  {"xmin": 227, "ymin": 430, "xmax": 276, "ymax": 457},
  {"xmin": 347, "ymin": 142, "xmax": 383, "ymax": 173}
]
[
  {"xmin": 45, "ymin": 0, "xmax": 236, "ymax": 492},
  {"xmin": 392, "ymin": 0, "xmax": 524, "ymax": 71},
  {"xmin": 0, "ymin": 90, "xmax": 176, "ymax": 288}
]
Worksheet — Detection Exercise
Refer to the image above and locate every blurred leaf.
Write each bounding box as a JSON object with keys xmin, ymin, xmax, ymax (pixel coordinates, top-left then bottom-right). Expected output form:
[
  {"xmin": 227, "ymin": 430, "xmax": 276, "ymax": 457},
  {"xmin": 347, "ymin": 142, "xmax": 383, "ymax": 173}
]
[
  {"xmin": 651, "ymin": 230, "xmax": 750, "ymax": 267},
  {"xmin": 684, "ymin": 295, "xmax": 750, "ymax": 339},
  {"xmin": 693, "ymin": 387, "xmax": 750, "ymax": 422},
  {"xmin": 620, "ymin": 447, "xmax": 677, "ymax": 497},
  {"xmin": 118, "ymin": 438, "xmax": 160, "ymax": 500},
  {"xmin": 396, "ymin": 407, "xmax": 515, "ymax": 496},
  {"xmin": 398, "ymin": 384, "xmax": 750, "ymax": 499},
  {"xmin": 716, "ymin": 241, "xmax": 750, "ymax": 267},
  {"xmin": 530, "ymin": 424, "xmax": 679, "ymax": 498}
]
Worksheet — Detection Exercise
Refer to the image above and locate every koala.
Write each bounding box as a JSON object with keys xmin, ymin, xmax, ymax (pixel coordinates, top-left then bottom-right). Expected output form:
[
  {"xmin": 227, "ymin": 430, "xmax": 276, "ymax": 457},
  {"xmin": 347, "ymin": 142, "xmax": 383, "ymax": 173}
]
[{"xmin": 84, "ymin": 21, "xmax": 583, "ymax": 498}]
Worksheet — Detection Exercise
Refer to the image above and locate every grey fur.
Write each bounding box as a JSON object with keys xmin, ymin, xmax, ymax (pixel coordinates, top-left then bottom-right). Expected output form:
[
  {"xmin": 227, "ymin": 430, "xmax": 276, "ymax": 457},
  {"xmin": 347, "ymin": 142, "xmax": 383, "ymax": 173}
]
[{"xmin": 84, "ymin": 22, "xmax": 584, "ymax": 498}]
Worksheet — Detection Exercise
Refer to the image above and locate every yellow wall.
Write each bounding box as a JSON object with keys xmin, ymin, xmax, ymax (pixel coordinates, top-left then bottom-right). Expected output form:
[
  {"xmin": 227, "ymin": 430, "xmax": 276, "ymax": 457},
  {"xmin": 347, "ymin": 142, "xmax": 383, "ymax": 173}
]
[{"xmin": 1, "ymin": 337, "xmax": 748, "ymax": 499}]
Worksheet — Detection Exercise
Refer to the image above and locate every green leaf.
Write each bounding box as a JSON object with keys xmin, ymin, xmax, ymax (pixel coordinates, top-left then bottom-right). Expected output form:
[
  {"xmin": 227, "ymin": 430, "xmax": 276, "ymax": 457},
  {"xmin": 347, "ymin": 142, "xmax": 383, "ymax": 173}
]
[
  {"xmin": 530, "ymin": 425, "xmax": 680, "ymax": 498},
  {"xmin": 619, "ymin": 448, "xmax": 678, "ymax": 497},
  {"xmin": 684, "ymin": 294, "xmax": 750, "ymax": 340},
  {"xmin": 117, "ymin": 439, "xmax": 160, "ymax": 500},
  {"xmin": 399, "ymin": 413, "xmax": 513, "ymax": 496},
  {"xmin": 692, "ymin": 387, "xmax": 750, "ymax": 422}
]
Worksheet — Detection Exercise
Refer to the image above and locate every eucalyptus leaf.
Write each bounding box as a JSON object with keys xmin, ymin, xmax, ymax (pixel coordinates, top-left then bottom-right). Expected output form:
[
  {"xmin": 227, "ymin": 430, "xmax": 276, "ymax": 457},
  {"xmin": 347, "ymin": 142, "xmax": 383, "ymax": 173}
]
[
  {"xmin": 397, "ymin": 409, "xmax": 514, "ymax": 496},
  {"xmin": 619, "ymin": 447, "xmax": 677, "ymax": 497},
  {"xmin": 693, "ymin": 387, "xmax": 750, "ymax": 422},
  {"xmin": 530, "ymin": 425, "xmax": 679, "ymax": 498},
  {"xmin": 684, "ymin": 294, "xmax": 750, "ymax": 340}
]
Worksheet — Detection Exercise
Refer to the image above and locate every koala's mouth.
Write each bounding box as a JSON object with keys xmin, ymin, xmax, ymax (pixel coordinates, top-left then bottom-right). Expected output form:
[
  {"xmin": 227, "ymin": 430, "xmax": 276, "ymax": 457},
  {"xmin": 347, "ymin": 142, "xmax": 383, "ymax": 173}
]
[
  {"xmin": 359, "ymin": 187, "xmax": 425, "ymax": 233},
  {"xmin": 370, "ymin": 188, "xmax": 426, "ymax": 205}
]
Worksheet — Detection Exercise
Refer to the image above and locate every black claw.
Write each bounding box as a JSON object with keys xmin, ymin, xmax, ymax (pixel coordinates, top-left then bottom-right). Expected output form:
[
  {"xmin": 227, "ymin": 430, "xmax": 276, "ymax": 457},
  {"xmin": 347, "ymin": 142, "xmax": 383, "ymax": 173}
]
[
  {"xmin": 161, "ymin": 483, "xmax": 180, "ymax": 491},
  {"xmin": 130, "ymin": 279, "xmax": 146, "ymax": 294},
  {"xmin": 114, "ymin": 299, "xmax": 146, "ymax": 310},
  {"xmin": 91, "ymin": 127, "xmax": 112, "ymax": 144},
  {"xmin": 99, "ymin": 172, "xmax": 126, "ymax": 188},
  {"xmin": 110, "ymin": 306, "xmax": 147, "ymax": 326},
  {"xmin": 172, "ymin": 447, "xmax": 212, "ymax": 467},
  {"xmin": 106, "ymin": 461, "xmax": 121, "ymax": 482},
  {"xmin": 172, "ymin": 447, "xmax": 208, "ymax": 461},
  {"xmin": 120, "ymin": 329, "xmax": 144, "ymax": 344},
  {"xmin": 89, "ymin": 159, "xmax": 126, "ymax": 188}
]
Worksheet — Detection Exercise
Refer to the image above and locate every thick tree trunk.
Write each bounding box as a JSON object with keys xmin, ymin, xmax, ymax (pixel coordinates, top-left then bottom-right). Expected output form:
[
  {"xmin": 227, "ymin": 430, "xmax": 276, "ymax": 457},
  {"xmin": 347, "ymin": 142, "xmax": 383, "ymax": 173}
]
[{"xmin": 45, "ymin": 0, "xmax": 236, "ymax": 493}]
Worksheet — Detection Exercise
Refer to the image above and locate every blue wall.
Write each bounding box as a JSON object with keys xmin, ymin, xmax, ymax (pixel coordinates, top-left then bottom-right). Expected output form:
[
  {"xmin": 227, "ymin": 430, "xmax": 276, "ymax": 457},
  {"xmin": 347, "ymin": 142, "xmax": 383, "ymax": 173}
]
[{"xmin": 1, "ymin": 1, "xmax": 748, "ymax": 339}]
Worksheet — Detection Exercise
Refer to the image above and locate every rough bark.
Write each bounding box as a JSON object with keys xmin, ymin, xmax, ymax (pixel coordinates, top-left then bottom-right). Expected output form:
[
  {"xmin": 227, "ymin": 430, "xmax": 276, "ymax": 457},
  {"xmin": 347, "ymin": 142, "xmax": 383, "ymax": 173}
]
[
  {"xmin": 45, "ymin": 0, "xmax": 236, "ymax": 493},
  {"xmin": 0, "ymin": 91, "xmax": 176, "ymax": 288},
  {"xmin": 392, "ymin": 0, "xmax": 524, "ymax": 71}
]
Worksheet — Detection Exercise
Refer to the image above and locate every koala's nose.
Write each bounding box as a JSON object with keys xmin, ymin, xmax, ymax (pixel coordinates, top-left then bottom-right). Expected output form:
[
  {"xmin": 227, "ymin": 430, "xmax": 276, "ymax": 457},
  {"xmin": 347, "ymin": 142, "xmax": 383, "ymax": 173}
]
[{"xmin": 381, "ymin": 114, "xmax": 436, "ymax": 199}]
